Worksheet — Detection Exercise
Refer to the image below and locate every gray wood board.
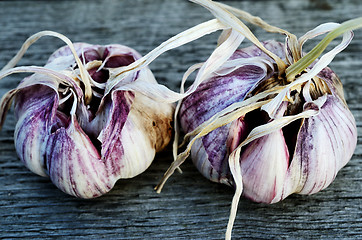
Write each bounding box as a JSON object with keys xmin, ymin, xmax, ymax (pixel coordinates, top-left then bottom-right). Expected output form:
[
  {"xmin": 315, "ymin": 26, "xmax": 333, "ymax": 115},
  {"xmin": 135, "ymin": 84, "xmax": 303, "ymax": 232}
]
[{"xmin": 0, "ymin": 0, "xmax": 361, "ymax": 239}]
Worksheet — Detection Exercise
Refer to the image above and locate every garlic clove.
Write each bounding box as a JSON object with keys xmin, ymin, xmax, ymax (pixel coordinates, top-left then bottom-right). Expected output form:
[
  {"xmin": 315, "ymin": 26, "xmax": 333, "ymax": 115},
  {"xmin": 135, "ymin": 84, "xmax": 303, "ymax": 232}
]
[
  {"xmin": 14, "ymin": 85, "xmax": 58, "ymax": 177},
  {"xmin": 46, "ymin": 113, "xmax": 114, "ymax": 199},
  {"xmin": 283, "ymin": 95, "xmax": 357, "ymax": 198},
  {"xmin": 191, "ymin": 125, "xmax": 232, "ymax": 185},
  {"xmin": 239, "ymin": 129, "xmax": 289, "ymax": 203},
  {"xmin": 117, "ymin": 91, "xmax": 173, "ymax": 178},
  {"xmin": 98, "ymin": 90, "xmax": 134, "ymax": 173}
]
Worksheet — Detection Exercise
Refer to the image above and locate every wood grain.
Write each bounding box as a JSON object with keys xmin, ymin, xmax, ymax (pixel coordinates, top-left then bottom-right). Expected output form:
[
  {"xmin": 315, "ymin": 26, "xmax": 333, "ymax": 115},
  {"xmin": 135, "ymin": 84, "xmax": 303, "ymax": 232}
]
[{"xmin": 0, "ymin": 0, "xmax": 361, "ymax": 239}]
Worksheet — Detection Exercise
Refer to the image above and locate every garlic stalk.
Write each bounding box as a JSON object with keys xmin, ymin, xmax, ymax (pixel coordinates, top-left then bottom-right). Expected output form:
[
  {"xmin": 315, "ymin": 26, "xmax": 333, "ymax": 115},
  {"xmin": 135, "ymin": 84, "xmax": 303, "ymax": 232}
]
[{"xmin": 155, "ymin": 1, "xmax": 359, "ymax": 239}]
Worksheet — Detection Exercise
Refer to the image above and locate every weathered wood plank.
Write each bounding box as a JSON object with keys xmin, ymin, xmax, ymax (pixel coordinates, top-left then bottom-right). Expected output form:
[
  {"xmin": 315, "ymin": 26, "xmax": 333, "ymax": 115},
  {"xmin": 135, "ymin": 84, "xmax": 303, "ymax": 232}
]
[{"xmin": 0, "ymin": 0, "xmax": 361, "ymax": 239}]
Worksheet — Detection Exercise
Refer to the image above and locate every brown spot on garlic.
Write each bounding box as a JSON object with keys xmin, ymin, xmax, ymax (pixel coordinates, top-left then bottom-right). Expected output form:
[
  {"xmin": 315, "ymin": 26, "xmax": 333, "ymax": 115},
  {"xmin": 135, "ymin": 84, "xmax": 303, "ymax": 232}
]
[{"xmin": 129, "ymin": 92, "xmax": 174, "ymax": 152}]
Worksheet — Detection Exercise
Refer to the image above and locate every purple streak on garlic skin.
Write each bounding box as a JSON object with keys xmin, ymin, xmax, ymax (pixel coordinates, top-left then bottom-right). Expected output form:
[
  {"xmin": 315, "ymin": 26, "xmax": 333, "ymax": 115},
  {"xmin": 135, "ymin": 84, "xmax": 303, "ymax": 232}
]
[
  {"xmin": 99, "ymin": 91, "xmax": 134, "ymax": 167},
  {"xmin": 14, "ymin": 85, "xmax": 59, "ymax": 177},
  {"xmin": 180, "ymin": 65, "xmax": 270, "ymax": 132}
]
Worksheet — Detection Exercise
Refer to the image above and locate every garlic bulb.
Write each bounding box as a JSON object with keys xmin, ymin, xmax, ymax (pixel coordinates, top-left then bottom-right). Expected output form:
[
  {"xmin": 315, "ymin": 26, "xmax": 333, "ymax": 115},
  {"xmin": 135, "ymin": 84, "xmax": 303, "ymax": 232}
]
[
  {"xmin": 0, "ymin": 33, "xmax": 173, "ymax": 198},
  {"xmin": 154, "ymin": 1, "xmax": 360, "ymax": 239},
  {"xmin": 179, "ymin": 40, "xmax": 357, "ymax": 202}
]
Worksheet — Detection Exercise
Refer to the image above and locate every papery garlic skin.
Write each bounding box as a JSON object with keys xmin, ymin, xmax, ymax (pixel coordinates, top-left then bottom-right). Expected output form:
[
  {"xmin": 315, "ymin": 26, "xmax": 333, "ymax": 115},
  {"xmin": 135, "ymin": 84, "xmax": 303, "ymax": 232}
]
[
  {"xmin": 1, "ymin": 43, "xmax": 173, "ymax": 198},
  {"xmin": 179, "ymin": 40, "xmax": 357, "ymax": 203}
]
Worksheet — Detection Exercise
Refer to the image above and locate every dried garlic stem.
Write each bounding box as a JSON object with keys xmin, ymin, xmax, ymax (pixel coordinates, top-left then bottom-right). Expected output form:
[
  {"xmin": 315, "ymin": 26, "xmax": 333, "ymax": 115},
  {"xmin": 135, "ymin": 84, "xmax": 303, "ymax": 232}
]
[
  {"xmin": 214, "ymin": 1, "xmax": 301, "ymax": 61},
  {"xmin": 0, "ymin": 31, "xmax": 93, "ymax": 104},
  {"xmin": 190, "ymin": 0, "xmax": 287, "ymax": 74},
  {"xmin": 286, "ymin": 17, "xmax": 362, "ymax": 80},
  {"xmin": 106, "ymin": 19, "xmax": 226, "ymax": 96}
]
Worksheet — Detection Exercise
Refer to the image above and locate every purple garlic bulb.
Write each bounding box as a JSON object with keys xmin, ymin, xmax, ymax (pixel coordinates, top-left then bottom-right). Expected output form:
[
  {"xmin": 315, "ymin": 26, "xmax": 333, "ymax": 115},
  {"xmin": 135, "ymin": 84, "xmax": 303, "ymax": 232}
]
[
  {"xmin": 0, "ymin": 43, "xmax": 173, "ymax": 198},
  {"xmin": 179, "ymin": 40, "xmax": 357, "ymax": 204}
]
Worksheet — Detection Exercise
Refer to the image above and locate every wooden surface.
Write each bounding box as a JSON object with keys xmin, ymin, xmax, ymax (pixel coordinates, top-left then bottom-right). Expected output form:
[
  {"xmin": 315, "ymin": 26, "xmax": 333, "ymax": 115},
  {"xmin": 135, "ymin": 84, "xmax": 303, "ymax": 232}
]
[{"xmin": 0, "ymin": 0, "xmax": 361, "ymax": 239}]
